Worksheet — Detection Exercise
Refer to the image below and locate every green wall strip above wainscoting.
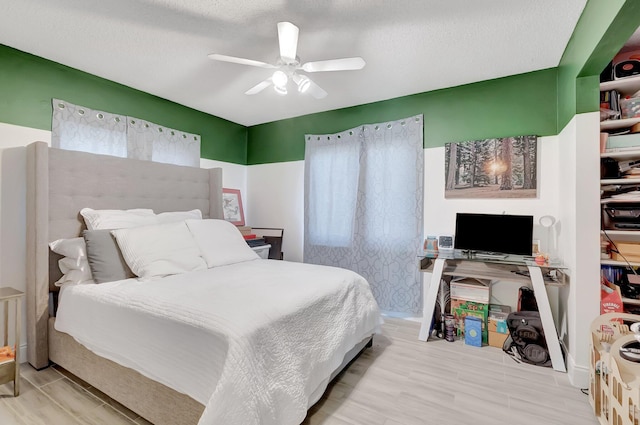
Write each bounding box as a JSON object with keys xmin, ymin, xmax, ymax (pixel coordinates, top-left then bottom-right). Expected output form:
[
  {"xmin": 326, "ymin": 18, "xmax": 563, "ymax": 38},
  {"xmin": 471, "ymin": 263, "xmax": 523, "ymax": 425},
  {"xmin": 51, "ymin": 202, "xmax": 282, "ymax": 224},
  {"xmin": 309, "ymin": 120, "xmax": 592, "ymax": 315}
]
[
  {"xmin": 247, "ymin": 68, "xmax": 558, "ymax": 165},
  {"xmin": 0, "ymin": 44, "xmax": 247, "ymax": 164},
  {"xmin": 4, "ymin": 0, "xmax": 638, "ymax": 167}
]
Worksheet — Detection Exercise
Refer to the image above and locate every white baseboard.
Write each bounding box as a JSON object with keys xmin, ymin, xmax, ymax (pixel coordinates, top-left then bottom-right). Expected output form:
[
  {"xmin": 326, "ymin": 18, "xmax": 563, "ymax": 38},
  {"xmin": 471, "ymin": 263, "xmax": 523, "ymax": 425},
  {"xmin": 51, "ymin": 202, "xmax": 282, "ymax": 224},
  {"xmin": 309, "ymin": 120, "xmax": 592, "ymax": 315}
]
[
  {"xmin": 566, "ymin": 352, "xmax": 589, "ymax": 389},
  {"xmin": 18, "ymin": 343, "xmax": 27, "ymax": 365}
]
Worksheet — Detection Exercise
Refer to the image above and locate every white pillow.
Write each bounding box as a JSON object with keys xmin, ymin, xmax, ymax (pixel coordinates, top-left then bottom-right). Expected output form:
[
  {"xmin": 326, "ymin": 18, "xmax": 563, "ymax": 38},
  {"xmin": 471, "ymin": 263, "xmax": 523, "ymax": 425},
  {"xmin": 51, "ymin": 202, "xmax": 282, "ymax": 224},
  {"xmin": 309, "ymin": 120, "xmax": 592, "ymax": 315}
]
[
  {"xmin": 156, "ymin": 209, "xmax": 202, "ymax": 224},
  {"xmin": 80, "ymin": 208, "xmax": 156, "ymax": 231},
  {"xmin": 185, "ymin": 219, "xmax": 259, "ymax": 268},
  {"xmin": 49, "ymin": 237, "xmax": 92, "ymax": 286},
  {"xmin": 111, "ymin": 221, "xmax": 207, "ymax": 279}
]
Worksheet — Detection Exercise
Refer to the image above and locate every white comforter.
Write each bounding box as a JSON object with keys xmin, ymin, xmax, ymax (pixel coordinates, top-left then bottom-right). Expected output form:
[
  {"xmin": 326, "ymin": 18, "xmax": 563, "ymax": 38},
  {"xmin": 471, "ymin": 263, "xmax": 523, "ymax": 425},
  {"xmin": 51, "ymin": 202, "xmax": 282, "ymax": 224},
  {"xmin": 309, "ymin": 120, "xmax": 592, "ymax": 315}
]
[{"xmin": 55, "ymin": 259, "xmax": 382, "ymax": 425}]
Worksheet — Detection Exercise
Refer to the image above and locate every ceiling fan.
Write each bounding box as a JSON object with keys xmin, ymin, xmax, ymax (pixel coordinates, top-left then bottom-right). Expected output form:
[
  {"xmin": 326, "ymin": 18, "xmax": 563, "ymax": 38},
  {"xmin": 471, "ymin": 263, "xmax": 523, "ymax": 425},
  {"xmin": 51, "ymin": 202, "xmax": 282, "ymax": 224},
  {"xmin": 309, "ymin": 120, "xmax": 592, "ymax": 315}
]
[{"xmin": 208, "ymin": 22, "xmax": 365, "ymax": 99}]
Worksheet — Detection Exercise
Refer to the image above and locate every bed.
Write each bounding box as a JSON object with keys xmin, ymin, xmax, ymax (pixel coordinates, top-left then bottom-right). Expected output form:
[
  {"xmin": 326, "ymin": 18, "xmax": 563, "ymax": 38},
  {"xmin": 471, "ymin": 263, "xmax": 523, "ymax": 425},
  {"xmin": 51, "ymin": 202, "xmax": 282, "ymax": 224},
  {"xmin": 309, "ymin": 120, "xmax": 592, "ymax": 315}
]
[{"xmin": 25, "ymin": 141, "xmax": 381, "ymax": 425}]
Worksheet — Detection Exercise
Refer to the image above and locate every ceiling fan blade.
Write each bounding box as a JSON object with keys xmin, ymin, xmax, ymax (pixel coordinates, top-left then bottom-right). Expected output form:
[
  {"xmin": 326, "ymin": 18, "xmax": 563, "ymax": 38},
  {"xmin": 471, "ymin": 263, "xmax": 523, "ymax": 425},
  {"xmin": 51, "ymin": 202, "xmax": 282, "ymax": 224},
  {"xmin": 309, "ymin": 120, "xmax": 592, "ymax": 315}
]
[
  {"xmin": 306, "ymin": 78, "xmax": 327, "ymax": 99},
  {"xmin": 277, "ymin": 21, "xmax": 299, "ymax": 63},
  {"xmin": 301, "ymin": 57, "xmax": 366, "ymax": 73},
  {"xmin": 245, "ymin": 78, "xmax": 273, "ymax": 95},
  {"xmin": 208, "ymin": 53, "xmax": 275, "ymax": 69}
]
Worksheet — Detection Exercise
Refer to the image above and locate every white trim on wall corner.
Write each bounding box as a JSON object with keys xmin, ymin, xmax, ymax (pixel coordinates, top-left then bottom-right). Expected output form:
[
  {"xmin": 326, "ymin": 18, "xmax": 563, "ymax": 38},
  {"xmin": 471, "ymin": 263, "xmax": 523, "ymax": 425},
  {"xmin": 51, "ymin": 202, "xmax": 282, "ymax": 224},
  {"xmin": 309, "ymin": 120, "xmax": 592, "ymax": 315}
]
[{"xmin": 566, "ymin": 352, "xmax": 589, "ymax": 389}]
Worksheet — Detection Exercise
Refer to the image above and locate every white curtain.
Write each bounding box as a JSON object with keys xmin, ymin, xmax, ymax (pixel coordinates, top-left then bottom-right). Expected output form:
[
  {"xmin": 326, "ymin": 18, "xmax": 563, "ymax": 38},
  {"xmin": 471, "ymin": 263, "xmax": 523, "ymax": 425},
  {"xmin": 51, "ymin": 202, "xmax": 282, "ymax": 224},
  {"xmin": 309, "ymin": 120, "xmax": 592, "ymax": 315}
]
[
  {"xmin": 304, "ymin": 115, "xmax": 424, "ymax": 315},
  {"xmin": 52, "ymin": 99, "xmax": 200, "ymax": 167},
  {"xmin": 127, "ymin": 118, "xmax": 201, "ymax": 167},
  {"xmin": 51, "ymin": 99, "xmax": 127, "ymax": 157}
]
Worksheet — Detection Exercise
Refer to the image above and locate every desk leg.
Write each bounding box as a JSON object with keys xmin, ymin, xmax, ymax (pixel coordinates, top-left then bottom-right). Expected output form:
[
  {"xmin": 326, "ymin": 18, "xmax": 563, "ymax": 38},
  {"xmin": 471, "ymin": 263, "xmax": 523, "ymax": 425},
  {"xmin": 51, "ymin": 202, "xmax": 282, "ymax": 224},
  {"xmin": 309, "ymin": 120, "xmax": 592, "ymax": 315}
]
[
  {"xmin": 3, "ymin": 300, "xmax": 7, "ymax": 347},
  {"xmin": 14, "ymin": 300, "xmax": 20, "ymax": 396},
  {"xmin": 527, "ymin": 266, "xmax": 566, "ymax": 373},
  {"xmin": 419, "ymin": 258, "xmax": 445, "ymax": 341}
]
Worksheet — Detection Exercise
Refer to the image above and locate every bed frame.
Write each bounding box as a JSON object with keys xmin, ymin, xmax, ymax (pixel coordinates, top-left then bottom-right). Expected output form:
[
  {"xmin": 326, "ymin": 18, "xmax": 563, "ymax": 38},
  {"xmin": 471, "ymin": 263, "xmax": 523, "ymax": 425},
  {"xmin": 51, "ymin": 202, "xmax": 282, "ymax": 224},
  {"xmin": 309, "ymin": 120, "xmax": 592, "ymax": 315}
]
[{"xmin": 25, "ymin": 141, "xmax": 371, "ymax": 425}]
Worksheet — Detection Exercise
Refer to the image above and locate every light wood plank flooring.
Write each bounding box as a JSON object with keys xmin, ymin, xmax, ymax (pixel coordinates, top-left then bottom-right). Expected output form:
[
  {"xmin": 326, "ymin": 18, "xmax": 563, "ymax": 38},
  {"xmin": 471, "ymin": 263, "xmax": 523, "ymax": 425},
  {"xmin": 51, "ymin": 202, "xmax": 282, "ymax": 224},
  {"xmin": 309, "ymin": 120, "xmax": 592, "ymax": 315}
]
[{"xmin": 0, "ymin": 317, "xmax": 596, "ymax": 424}]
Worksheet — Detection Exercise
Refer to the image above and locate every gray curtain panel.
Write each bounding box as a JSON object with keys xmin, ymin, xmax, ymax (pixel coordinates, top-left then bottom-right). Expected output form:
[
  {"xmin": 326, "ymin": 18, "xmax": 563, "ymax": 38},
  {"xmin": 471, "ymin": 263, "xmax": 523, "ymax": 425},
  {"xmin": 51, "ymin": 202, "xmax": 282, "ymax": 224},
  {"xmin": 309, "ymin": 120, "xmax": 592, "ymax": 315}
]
[
  {"xmin": 52, "ymin": 99, "xmax": 201, "ymax": 167},
  {"xmin": 304, "ymin": 115, "xmax": 424, "ymax": 315}
]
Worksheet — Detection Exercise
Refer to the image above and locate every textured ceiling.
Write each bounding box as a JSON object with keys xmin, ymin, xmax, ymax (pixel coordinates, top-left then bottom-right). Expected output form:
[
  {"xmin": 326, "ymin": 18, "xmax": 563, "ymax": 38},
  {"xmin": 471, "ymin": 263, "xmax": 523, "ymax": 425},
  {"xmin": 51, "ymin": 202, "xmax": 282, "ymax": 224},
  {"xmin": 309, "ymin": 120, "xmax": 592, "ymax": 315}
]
[{"xmin": 0, "ymin": 0, "xmax": 588, "ymax": 126}]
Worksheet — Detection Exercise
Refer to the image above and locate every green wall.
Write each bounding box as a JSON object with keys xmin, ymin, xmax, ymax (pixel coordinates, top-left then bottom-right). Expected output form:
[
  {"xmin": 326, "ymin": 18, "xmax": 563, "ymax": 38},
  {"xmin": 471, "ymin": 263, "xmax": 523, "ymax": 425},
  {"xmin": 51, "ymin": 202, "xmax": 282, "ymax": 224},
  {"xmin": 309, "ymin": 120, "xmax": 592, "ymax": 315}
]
[
  {"xmin": 0, "ymin": 44, "xmax": 247, "ymax": 164},
  {"xmin": 4, "ymin": 0, "xmax": 639, "ymax": 166},
  {"xmin": 248, "ymin": 69, "xmax": 559, "ymax": 164}
]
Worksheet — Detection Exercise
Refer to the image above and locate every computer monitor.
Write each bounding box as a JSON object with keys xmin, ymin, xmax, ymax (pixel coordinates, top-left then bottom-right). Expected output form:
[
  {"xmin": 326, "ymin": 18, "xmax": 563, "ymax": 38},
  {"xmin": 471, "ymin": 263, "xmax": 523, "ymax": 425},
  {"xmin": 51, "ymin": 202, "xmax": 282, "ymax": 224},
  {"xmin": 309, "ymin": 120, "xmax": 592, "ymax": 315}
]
[{"xmin": 453, "ymin": 213, "xmax": 534, "ymax": 256}]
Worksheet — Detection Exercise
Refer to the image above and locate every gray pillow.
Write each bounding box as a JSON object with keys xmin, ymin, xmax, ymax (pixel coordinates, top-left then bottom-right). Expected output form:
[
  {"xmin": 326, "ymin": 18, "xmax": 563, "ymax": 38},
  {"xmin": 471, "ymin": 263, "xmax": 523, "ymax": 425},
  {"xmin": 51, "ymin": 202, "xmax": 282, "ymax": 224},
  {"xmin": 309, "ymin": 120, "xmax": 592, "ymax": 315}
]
[{"xmin": 83, "ymin": 229, "xmax": 135, "ymax": 283}]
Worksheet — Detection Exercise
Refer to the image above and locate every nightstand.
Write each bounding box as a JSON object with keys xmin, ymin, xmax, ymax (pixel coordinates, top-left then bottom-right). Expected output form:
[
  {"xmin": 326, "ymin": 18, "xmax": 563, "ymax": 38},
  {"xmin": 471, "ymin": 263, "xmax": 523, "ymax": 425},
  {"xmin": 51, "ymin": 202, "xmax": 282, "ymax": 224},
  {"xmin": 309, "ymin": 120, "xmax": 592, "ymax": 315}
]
[{"xmin": 0, "ymin": 287, "xmax": 24, "ymax": 396}]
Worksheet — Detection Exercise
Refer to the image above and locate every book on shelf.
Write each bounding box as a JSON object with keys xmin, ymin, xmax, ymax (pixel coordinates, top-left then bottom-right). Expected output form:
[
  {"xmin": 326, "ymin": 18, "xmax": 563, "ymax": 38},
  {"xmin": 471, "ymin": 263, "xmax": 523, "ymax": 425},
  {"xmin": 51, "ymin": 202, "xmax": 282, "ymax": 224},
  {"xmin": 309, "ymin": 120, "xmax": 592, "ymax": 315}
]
[
  {"xmin": 601, "ymin": 89, "xmax": 621, "ymax": 118},
  {"xmin": 605, "ymin": 133, "xmax": 640, "ymax": 153},
  {"xmin": 605, "ymin": 146, "xmax": 640, "ymax": 153},
  {"xmin": 236, "ymin": 226, "xmax": 253, "ymax": 236}
]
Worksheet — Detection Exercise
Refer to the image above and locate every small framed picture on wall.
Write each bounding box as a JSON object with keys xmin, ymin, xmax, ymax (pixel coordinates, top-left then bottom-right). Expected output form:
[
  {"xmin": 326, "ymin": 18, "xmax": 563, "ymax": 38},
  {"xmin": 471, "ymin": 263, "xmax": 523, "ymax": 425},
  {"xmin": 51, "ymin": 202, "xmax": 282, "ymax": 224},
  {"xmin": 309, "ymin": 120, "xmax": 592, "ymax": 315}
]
[{"xmin": 222, "ymin": 188, "xmax": 245, "ymax": 226}]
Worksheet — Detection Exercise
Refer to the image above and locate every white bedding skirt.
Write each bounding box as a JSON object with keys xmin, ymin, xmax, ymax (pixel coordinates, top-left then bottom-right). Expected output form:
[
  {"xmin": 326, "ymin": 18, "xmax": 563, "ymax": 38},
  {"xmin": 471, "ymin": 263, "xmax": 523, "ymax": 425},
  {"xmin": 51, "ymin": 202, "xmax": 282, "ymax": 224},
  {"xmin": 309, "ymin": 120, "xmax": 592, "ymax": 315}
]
[{"xmin": 55, "ymin": 260, "xmax": 382, "ymax": 425}]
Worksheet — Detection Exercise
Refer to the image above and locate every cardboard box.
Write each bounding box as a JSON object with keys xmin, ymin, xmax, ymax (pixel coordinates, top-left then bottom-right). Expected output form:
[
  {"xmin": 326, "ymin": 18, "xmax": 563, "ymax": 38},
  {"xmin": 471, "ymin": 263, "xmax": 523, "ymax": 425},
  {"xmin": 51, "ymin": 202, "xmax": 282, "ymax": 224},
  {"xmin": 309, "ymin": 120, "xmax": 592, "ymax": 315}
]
[
  {"xmin": 451, "ymin": 299, "xmax": 488, "ymax": 343},
  {"xmin": 489, "ymin": 304, "xmax": 512, "ymax": 315},
  {"xmin": 601, "ymin": 277, "xmax": 624, "ymax": 315},
  {"xmin": 616, "ymin": 242, "xmax": 640, "ymax": 255},
  {"xmin": 612, "ymin": 243, "xmax": 640, "ymax": 263},
  {"xmin": 488, "ymin": 317, "xmax": 509, "ymax": 333},
  {"xmin": 450, "ymin": 277, "xmax": 491, "ymax": 304},
  {"xmin": 612, "ymin": 252, "xmax": 640, "ymax": 263},
  {"xmin": 487, "ymin": 307, "xmax": 510, "ymax": 348},
  {"xmin": 488, "ymin": 330, "xmax": 509, "ymax": 349}
]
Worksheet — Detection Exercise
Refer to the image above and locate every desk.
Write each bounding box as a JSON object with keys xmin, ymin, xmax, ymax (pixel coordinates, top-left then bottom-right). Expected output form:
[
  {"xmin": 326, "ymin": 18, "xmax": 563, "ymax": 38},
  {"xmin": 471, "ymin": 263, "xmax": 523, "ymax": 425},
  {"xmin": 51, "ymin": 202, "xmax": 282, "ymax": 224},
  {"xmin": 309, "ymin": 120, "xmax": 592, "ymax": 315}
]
[{"xmin": 417, "ymin": 252, "xmax": 567, "ymax": 372}]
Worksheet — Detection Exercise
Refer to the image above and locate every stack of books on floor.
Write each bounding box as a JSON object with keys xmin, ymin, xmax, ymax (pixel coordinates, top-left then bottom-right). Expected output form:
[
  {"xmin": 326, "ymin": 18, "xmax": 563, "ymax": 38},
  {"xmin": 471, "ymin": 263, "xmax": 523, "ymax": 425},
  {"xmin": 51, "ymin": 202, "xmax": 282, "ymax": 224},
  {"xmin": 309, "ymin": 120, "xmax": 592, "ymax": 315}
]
[
  {"xmin": 236, "ymin": 225, "xmax": 268, "ymax": 247},
  {"xmin": 236, "ymin": 225, "xmax": 255, "ymax": 239}
]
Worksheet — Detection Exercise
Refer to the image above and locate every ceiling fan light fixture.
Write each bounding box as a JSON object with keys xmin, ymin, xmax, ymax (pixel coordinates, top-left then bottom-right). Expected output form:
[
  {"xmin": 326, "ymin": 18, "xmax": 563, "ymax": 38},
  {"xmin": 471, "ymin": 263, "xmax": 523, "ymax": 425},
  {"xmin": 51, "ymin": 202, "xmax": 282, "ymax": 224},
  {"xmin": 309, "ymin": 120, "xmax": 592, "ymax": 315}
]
[
  {"xmin": 273, "ymin": 84, "xmax": 287, "ymax": 96},
  {"xmin": 277, "ymin": 22, "xmax": 299, "ymax": 63},
  {"xmin": 209, "ymin": 22, "xmax": 364, "ymax": 99},
  {"xmin": 272, "ymin": 70, "xmax": 288, "ymax": 88},
  {"xmin": 294, "ymin": 74, "xmax": 311, "ymax": 93}
]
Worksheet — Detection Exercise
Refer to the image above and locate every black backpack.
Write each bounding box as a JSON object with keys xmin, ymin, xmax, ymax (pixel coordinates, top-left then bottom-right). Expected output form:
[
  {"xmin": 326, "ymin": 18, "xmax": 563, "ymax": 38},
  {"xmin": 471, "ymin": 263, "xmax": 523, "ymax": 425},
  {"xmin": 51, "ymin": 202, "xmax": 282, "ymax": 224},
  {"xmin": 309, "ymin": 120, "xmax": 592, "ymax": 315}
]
[{"xmin": 502, "ymin": 311, "xmax": 551, "ymax": 367}]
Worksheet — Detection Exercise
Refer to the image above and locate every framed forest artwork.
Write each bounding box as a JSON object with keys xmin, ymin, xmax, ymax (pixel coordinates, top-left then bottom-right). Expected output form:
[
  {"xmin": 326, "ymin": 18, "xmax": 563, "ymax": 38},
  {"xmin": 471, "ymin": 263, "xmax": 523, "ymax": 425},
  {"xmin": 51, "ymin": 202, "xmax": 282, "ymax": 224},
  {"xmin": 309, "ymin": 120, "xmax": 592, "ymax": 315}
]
[{"xmin": 444, "ymin": 135, "xmax": 538, "ymax": 199}]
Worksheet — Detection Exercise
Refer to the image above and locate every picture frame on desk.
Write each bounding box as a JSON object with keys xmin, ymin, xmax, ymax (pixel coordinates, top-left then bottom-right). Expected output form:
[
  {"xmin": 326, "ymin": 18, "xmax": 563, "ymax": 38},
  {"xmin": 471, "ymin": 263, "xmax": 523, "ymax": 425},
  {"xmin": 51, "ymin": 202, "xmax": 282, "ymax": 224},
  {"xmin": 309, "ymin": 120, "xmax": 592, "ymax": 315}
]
[{"xmin": 222, "ymin": 188, "xmax": 245, "ymax": 226}]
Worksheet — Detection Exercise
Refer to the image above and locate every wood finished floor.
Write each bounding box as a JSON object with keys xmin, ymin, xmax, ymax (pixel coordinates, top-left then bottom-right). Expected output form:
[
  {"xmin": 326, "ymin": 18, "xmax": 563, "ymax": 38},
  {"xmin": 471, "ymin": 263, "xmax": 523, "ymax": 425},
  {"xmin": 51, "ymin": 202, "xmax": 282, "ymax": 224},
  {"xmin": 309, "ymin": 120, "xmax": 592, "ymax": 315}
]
[{"xmin": 0, "ymin": 317, "xmax": 597, "ymax": 425}]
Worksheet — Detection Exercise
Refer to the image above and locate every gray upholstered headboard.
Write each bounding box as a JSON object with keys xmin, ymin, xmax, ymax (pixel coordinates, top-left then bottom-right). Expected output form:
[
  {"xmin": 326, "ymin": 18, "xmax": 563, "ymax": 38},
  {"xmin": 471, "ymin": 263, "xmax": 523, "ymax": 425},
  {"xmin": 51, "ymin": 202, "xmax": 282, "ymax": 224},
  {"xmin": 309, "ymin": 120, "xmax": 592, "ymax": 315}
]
[{"xmin": 25, "ymin": 141, "xmax": 223, "ymax": 368}]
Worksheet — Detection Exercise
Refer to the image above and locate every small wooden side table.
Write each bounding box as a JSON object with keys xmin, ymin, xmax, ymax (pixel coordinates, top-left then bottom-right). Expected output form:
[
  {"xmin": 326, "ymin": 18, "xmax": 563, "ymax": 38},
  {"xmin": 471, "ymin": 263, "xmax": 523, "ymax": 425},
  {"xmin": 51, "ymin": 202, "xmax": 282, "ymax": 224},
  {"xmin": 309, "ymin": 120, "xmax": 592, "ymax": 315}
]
[{"xmin": 0, "ymin": 287, "xmax": 24, "ymax": 396}]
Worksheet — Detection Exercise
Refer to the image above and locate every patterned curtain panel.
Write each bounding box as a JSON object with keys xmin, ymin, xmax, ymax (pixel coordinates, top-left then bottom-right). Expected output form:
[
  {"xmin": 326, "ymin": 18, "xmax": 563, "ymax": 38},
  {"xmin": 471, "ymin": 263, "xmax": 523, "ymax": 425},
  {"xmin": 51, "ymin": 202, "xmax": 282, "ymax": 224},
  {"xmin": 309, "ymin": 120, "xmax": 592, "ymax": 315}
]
[
  {"xmin": 127, "ymin": 118, "xmax": 200, "ymax": 167},
  {"xmin": 51, "ymin": 99, "xmax": 200, "ymax": 167},
  {"xmin": 304, "ymin": 115, "xmax": 424, "ymax": 315},
  {"xmin": 51, "ymin": 99, "xmax": 127, "ymax": 157}
]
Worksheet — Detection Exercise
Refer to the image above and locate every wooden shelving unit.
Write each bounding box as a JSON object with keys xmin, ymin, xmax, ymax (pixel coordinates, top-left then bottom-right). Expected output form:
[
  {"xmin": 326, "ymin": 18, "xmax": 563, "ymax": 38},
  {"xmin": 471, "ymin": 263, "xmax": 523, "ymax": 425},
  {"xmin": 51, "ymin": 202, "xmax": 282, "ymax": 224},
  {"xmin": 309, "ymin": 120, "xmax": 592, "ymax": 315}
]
[
  {"xmin": 601, "ymin": 117, "xmax": 640, "ymax": 131},
  {"xmin": 600, "ymin": 74, "xmax": 640, "ymax": 312},
  {"xmin": 600, "ymin": 75, "xmax": 640, "ymax": 96},
  {"xmin": 601, "ymin": 178, "xmax": 640, "ymax": 185}
]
